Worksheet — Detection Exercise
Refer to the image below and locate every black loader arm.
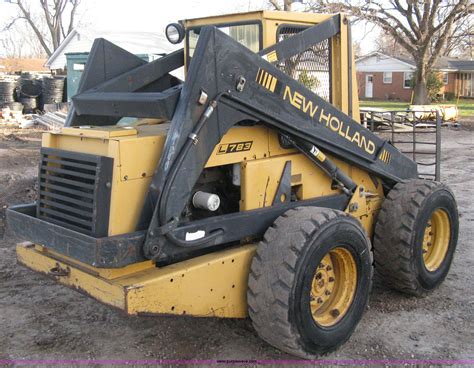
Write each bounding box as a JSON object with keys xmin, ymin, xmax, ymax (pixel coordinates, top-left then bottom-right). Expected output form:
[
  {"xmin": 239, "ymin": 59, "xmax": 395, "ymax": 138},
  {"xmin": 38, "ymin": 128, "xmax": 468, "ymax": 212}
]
[{"xmin": 142, "ymin": 26, "xmax": 418, "ymax": 262}]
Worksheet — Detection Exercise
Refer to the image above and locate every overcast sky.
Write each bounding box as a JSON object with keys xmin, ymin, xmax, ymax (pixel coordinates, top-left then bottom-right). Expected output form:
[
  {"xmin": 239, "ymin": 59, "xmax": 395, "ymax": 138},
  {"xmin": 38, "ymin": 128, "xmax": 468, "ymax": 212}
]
[{"xmin": 0, "ymin": 0, "xmax": 377, "ymax": 57}]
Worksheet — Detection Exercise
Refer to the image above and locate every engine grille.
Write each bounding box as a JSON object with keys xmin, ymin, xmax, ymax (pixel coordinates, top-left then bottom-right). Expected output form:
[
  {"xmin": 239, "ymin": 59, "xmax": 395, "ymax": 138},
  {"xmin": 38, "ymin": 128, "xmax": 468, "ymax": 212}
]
[
  {"xmin": 37, "ymin": 148, "xmax": 113, "ymax": 237},
  {"xmin": 277, "ymin": 25, "xmax": 332, "ymax": 102}
]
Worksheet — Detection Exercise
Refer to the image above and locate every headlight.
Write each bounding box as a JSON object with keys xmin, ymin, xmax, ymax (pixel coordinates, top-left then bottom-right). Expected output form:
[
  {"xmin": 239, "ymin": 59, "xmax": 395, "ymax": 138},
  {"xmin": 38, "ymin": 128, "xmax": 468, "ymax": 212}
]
[{"xmin": 165, "ymin": 23, "xmax": 185, "ymax": 44}]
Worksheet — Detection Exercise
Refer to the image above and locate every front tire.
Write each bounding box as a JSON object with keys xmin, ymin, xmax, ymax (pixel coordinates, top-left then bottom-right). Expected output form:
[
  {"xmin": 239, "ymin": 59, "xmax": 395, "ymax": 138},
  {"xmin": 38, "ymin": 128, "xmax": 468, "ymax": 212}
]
[
  {"xmin": 247, "ymin": 207, "xmax": 372, "ymax": 358},
  {"xmin": 374, "ymin": 179, "xmax": 459, "ymax": 296}
]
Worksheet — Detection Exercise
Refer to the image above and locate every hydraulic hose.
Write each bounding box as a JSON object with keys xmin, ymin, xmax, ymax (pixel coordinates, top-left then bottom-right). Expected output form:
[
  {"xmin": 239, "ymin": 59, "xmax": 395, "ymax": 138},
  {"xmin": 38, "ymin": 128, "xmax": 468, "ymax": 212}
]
[{"xmin": 282, "ymin": 134, "xmax": 357, "ymax": 196}]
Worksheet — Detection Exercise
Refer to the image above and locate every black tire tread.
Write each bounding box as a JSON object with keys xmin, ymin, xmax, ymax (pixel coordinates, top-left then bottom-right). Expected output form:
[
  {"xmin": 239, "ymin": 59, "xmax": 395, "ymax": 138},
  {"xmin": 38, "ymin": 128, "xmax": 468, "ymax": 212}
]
[
  {"xmin": 247, "ymin": 207, "xmax": 373, "ymax": 358},
  {"xmin": 374, "ymin": 179, "xmax": 455, "ymax": 296}
]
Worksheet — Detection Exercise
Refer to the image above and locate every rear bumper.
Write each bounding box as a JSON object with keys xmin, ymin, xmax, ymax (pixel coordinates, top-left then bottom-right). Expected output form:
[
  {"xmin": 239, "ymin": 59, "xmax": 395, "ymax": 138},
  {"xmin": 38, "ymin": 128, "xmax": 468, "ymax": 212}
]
[
  {"xmin": 7, "ymin": 204, "xmax": 146, "ymax": 268},
  {"xmin": 16, "ymin": 242, "xmax": 255, "ymax": 318}
]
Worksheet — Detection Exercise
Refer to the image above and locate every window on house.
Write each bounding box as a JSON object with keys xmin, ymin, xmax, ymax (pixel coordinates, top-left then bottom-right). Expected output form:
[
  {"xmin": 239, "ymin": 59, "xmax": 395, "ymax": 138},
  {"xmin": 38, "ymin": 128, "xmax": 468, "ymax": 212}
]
[
  {"xmin": 403, "ymin": 72, "xmax": 413, "ymax": 89},
  {"xmin": 442, "ymin": 72, "xmax": 449, "ymax": 85},
  {"xmin": 383, "ymin": 72, "xmax": 392, "ymax": 84}
]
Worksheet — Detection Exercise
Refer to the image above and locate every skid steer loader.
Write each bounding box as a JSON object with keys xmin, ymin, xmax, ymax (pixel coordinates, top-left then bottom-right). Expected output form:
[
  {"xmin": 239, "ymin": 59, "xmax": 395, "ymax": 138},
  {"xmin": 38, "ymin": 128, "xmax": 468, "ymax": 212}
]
[{"xmin": 7, "ymin": 11, "xmax": 459, "ymax": 358}]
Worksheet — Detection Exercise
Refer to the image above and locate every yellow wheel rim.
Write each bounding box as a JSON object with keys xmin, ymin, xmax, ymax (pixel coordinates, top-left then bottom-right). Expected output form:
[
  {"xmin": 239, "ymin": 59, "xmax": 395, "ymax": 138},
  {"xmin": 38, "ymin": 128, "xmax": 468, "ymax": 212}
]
[
  {"xmin": 422, "ymin": 209, "xmax": 450, "ymax": 272},
  {"xmin": 310, "ymin": 247, "xmax": 357, "ymax": 327}
]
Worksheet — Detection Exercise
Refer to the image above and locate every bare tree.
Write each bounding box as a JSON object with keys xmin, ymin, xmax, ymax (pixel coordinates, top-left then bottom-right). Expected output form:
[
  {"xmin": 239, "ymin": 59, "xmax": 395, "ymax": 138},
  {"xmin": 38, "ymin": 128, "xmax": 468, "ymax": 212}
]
[
  {"xmin": 374, "ymin": 32, "xmax": 412, "ymax": 59},
  {"xmin": 352, "ymin": 40, "xmax": 362, "ymax": 59},
  {"xmin": 0, "ymin": 33, "xmax": 25, "ymax": 58},
  {"xmin": 267, "ymin": 0, "xmax": 294, "ymax": 11},
  {"xmin": 3, "ymin": 0, "xmax": 81, "ymax": 57},
  {"xmin": 270, "ymin": 0, "xmax": 473, "ymax": 104},
  {"xmin": 441, "ymin": 16, "xmax": 474, "ymax": 58},
  {"xmin": 350, "ymin": 0, "xmax": 472, "ymax": 104},
  {"xmin": 20, "ymin": 22, "xmax": 49, "ymax": 58}
]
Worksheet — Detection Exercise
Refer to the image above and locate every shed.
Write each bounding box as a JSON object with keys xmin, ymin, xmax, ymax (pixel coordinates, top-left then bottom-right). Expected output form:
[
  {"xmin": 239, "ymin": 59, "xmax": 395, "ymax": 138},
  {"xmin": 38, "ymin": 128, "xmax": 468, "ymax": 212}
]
[{"xmin": 45, "ymin": 28, "xmax": 178, "ymax": 71}]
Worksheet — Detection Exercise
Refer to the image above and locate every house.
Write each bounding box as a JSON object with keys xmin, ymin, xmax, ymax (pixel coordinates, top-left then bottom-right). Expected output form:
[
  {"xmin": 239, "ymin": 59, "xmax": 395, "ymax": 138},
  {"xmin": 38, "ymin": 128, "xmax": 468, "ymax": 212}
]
[
  {"xmin": 356, "ymin": 52, "xmax": 474, "ymax": 101},
  {"xmin": 45, "ymin": 28, "xmax": 179, "ymax": 71}
]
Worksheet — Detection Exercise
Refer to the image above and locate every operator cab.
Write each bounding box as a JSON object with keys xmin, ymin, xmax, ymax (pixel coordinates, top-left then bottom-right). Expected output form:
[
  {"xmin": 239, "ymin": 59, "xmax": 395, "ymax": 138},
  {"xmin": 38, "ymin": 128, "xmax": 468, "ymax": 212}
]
[{"xmin": 163, "ymin": 11, "xmax": 357, "ymax": 114}]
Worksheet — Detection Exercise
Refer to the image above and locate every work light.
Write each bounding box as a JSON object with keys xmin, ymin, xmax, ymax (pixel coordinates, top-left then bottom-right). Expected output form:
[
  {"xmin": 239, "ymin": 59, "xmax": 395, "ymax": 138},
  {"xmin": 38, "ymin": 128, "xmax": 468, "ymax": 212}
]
[{"xmin": 165, "ymin": 23, "xmax": 185, "ymax": 44}]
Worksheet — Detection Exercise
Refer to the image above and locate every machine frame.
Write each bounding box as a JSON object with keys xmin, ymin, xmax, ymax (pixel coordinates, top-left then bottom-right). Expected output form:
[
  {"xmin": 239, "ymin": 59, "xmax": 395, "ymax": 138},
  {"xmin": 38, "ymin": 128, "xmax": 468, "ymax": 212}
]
[{"xmin": 8, "ymin": 11, "xmax": 418, "ymax": 318}]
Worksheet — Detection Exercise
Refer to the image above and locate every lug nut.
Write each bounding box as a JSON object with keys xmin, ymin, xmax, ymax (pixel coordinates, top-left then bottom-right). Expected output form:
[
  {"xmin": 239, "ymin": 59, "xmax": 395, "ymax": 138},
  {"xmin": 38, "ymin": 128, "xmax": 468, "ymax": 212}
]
[
  {"xmin": 317, "ymin": 297, "xmax": 323, "ymax": 304},
  {"xmin": 325, "ymin": 290, "xmax": 331, "ymax": 296},
  {"xmin": 329, "ymin": 277, "xmax": 335, "ymax": 282},
  {"xmin": 326, "ymin": 265, "xmax": 332, "ymax": 271},
  {"xmin": 330, "ymin": 309, "xmax": 340, "ymax": 318}
]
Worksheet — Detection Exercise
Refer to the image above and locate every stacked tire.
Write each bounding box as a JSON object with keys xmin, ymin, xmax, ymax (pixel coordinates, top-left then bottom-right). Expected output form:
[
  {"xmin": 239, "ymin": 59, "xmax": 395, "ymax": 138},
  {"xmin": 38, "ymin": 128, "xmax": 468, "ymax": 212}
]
[
  {"xmin": 0, "ymin": 80, "xmax": 16, "ymax": 107},
  {"xmin": 42, "ymin": 76, "xmax": 65, "ymax": 105},
  {"xmin": 18, "ymin": 75, "xmax": 42, "ymax": 113}
]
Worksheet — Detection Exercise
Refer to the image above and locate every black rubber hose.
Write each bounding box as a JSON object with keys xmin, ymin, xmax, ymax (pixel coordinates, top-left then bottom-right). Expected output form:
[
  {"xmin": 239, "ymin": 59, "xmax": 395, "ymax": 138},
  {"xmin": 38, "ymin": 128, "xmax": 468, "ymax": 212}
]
[{"xmin": 287, "ymin": 135, "xmax": 357, "ymax": 195}]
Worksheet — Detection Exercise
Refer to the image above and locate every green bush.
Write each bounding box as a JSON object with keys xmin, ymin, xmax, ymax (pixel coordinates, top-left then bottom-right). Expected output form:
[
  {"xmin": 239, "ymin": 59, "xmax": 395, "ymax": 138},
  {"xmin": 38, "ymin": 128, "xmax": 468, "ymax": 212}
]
[
  {"xmin": 298, "ymin": 70, "xmax": 320, "ymax": 90},
  {"xmin": 427, "ymin": 73, "xmax": 444, "ymax": 102},
  {"xmin": 410, "ymin": 72, "xmax": 444, "ymax": 102}
]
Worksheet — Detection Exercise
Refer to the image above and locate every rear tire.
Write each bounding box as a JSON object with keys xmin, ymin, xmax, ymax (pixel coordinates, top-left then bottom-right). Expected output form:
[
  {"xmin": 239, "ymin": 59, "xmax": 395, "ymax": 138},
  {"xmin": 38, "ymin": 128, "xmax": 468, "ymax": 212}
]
[
  {"xmin": 247, "ymin": 207, "xmax": 372, "ymax": 358},
  {"xmin": 374, "ymin": 179, "xmax": 459, "ymax": 296}
]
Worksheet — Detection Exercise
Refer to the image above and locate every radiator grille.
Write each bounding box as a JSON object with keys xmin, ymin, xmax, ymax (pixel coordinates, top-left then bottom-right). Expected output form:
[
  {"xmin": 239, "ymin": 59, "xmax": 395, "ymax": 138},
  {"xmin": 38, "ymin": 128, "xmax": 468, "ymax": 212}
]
[
  {"xmin": 277, "ymin": 25, "xmax": 332, "ymax": 102},
  {"xmin": 37, "ymin": 148, "xmax": 113, "ymax": 237}
]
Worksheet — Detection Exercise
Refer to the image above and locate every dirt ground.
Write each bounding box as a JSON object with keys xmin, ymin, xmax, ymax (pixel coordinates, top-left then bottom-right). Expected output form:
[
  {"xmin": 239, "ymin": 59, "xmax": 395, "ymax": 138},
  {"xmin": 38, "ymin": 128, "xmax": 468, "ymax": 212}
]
[{"xmin": 0, "ymin": 124, "xmax": 473, "ymax": 363}]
